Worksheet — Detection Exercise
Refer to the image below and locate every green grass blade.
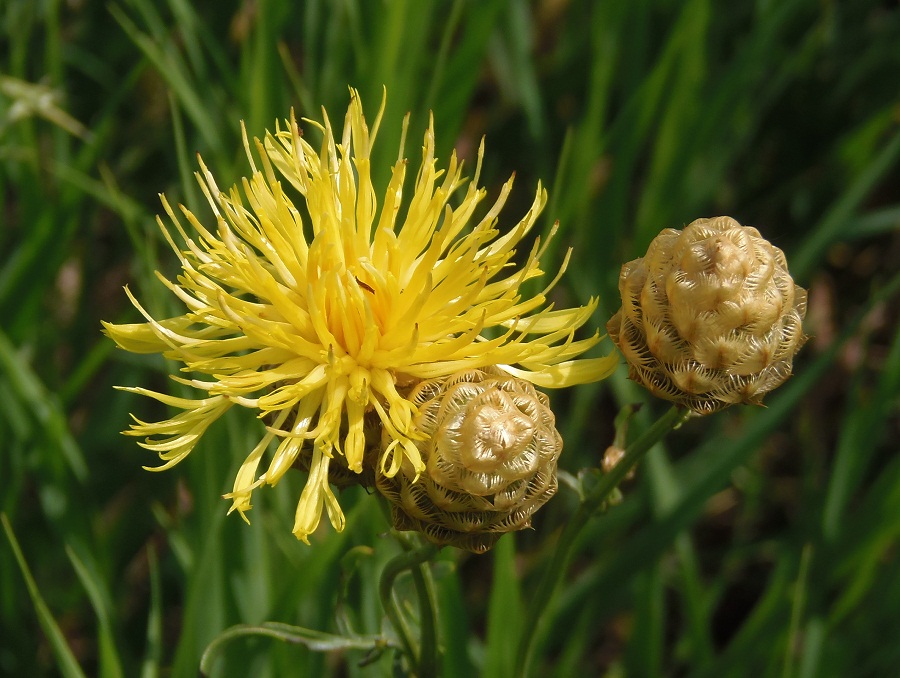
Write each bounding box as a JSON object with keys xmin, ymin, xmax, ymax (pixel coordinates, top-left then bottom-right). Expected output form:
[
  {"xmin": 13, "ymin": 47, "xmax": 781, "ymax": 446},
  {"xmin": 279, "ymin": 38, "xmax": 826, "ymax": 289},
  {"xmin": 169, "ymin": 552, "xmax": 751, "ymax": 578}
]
[
  {"xmin": 65, "ymin": 544, "xmax": 125, "ymax": 678},
  {"xmin": 109, "ymin": 2, "xmax": 225, "ymax": 155},
  {"xmin": 792, "ymin": 127, "xmax": 900, "ymax": 281},
  {"xmin": 141, "ymin": 545, "xmax": 163, "ymax": 678},
  {"xmin": 781, "ymin": 543, "xmax": 813, "ymax": 678},
  {"xmin": 435, "ymin": 560, "xmax": 476, "ymax": 677},
  {"xmin": 624, "ymin": 565, "xmax": 665, "ymax": 676},
  {"xmin": 822, "ymin": 312, "xmax": 900, "ymax": 541},
  {"xmin": 1, "ymin": 514, "xmax": 88, "ymax": 678},
  {"xmin": 484, "ymin": 534, "xmax": 524, "ymax": 677},
  {"xmin": 0, "ymin": 327, "xmax": 87, "ymax": 481}
]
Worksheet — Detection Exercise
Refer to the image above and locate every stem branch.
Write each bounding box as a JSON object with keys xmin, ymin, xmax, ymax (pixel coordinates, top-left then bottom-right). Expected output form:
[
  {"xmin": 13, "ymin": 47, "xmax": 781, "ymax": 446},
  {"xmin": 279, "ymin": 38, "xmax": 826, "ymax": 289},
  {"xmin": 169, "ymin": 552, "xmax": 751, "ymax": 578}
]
[
  {"xmin": 516, "ymin": 405, "xmax": 689, "ymax": 676},
  {"xmin": 379, "ymin": 538, "xmax": 441, "ymax": 677}
]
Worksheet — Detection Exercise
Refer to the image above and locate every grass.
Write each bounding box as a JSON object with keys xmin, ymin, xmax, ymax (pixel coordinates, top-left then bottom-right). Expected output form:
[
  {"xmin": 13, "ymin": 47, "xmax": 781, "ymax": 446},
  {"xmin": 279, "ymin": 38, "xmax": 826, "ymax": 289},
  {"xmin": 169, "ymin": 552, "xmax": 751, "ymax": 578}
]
[{"xmin": 1, "ymin": 0, "xmax": 899, "ymax": 675}]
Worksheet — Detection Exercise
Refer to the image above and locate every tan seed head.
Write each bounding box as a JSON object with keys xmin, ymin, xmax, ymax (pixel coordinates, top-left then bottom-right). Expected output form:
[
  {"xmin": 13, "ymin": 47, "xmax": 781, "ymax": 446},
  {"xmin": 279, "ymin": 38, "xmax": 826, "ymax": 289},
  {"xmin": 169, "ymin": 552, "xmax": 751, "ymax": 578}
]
[
  {"xmin": 607, "ymin": 216, "xmax": 808, "ymax": 414},
  {"xmin": 376, "ymin": 367, "xmax": 562, "ymax": 553}
]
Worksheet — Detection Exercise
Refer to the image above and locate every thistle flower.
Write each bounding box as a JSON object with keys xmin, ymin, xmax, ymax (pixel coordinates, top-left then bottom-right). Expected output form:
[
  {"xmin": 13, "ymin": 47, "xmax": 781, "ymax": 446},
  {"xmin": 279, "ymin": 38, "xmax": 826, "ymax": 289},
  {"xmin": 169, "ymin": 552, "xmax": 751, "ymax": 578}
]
[
  {"xmin": 606, "ymin": 216, "xmax": 807, "ymax": 414},
  {"xmin": 376, "ymin": 367, "xmax": 563, "ymax": 553},
  {"xmin": 103, "ymin": 90, "xmax": 617, "ymax": 542}
]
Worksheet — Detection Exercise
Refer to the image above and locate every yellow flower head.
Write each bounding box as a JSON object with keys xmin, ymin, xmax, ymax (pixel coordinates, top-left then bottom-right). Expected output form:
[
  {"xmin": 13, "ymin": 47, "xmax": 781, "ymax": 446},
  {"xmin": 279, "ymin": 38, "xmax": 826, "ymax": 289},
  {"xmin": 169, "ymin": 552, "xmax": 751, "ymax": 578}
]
[{"xmin": 103, "ymin": 89, "xmax": 617, "ymax": 542}]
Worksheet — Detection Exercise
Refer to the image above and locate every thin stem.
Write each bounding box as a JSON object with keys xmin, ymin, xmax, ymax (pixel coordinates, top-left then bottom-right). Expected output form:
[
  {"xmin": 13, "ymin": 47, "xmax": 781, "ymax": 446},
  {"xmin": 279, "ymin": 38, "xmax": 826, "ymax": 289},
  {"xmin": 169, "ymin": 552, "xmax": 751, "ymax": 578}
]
[
  {"xmin": 379, "ymin": 538, "xmax": 441, "ymax": 677},
  {"xmin": 516, "ymin": 405, "xmax": 690, "ymax": 677},
  {"xmin": 199, "ymin": 622, "xmax": 387, "ymax": 675},
  {"xmin": 408, "ymin": 547, "xmax": 439, "ymax": 678}
]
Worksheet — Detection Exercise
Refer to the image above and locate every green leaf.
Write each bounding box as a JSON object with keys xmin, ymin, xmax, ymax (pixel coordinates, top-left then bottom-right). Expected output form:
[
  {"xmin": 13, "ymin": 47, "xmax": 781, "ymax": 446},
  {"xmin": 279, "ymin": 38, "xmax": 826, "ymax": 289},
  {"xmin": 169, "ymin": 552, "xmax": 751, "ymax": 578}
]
[{"xmin": 199, "ymin": 622, "xmax": 389, "ymax": 676}]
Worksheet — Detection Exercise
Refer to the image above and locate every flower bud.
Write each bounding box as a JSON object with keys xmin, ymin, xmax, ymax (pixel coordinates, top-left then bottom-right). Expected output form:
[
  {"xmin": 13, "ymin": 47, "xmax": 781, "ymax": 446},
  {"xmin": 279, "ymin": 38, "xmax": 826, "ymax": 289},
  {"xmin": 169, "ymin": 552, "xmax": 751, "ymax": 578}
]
[
  {"xmin": 376, "ymin": 368, "xmax": 562, "ymax": 553},
  {"xmin": 607, "ymin": 216, "xmax": 807, "ymax": 414}
]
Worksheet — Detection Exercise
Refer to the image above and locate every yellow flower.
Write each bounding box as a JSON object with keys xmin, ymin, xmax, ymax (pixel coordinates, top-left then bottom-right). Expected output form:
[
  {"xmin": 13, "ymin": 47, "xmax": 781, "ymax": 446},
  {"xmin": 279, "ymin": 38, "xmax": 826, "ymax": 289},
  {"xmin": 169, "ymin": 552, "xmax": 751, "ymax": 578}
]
[{"xmin": 103, "ymin": 89, "xmax": 617, "ymax": 542}]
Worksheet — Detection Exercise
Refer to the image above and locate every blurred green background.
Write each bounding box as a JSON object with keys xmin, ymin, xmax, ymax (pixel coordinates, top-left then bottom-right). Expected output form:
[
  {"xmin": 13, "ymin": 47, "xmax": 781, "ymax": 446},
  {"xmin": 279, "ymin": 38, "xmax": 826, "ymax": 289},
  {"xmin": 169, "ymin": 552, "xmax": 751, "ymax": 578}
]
[{"xmin": 2, "ymin": 0, "xmax": 899, "ymax": 676}]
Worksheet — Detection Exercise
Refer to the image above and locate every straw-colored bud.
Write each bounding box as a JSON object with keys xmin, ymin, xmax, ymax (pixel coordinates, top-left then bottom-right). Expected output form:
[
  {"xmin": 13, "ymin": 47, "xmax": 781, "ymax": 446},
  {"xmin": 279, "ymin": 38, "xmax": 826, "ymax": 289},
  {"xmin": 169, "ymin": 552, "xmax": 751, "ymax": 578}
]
[
  {"xmin": 607, "ymin": 216, "xmax": 808, "ymax": 414},
  {"xmin": 376, "ymin": 368, "xmax": 562, "ymax": 553}
]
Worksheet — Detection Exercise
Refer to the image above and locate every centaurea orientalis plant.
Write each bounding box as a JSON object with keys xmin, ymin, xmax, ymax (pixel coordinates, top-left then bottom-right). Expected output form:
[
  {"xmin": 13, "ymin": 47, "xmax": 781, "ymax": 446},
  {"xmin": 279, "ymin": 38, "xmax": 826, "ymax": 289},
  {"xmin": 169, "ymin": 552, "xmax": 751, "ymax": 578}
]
[
  {"xmin": 103, "ymin": 89, "xmax": 617, "ymax": 547},
  {"xmin": 104, "ymin": 86, "xmax": 808, "ymax": 677}
]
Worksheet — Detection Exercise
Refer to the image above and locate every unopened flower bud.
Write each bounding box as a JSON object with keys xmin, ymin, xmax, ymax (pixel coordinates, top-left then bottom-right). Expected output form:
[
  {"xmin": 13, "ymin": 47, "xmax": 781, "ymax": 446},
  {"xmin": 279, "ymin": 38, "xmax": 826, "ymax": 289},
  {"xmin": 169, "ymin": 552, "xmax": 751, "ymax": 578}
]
[
  {"xmin": 376, "ymin": 368, "xmax": 562, "ymax": 553},
  {"xmin": 607, "ymin": 216, "xmax": 807, "ymax": 414},
  {"xmin": 602, "ymin": 445, "xmax": 635, "ymax": 480}
]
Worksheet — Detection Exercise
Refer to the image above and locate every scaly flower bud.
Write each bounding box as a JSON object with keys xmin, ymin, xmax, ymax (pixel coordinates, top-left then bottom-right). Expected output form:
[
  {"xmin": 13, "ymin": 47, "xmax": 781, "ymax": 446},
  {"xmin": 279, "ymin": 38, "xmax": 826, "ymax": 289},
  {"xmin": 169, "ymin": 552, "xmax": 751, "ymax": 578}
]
[
  {"xmin": 607, "ymin": 216, "xmax": 807, "ymax": 414},
  {"xmin": 376, "ymin": 368, "xmax": 562, "ymax": 553}
]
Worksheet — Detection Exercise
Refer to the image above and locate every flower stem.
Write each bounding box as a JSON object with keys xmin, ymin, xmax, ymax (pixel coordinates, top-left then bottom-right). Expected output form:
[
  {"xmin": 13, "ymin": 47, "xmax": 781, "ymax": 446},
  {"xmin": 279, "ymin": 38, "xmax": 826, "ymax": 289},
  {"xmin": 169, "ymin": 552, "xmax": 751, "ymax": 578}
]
[
  {"xmin": 408, "ymin": 544, "xmax": 439, "ymax": 678},
  {"xmin": 516, "ymin": 404, "xmax": 690, "ymax": 677},
  {"xmin": 379, "ymin": 537, "xmax": 441, "ymax": 677}
]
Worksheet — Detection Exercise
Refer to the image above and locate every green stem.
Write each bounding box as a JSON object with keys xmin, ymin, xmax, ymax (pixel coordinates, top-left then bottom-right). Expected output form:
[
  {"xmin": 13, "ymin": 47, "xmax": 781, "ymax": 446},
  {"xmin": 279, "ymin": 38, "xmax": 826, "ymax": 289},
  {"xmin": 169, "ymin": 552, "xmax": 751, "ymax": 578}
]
[
  {"xmin": 379, "ymin": 538, "xmax": 441, "ymax": 677},
  {"xmin": 199, "ymin": 622, "xmax": 387, "ymax": 675},
  {"xmin": 516, "ymin": 404, "xmax": 690, "ymax": 677},
  {"xmin": 408, "ymin": 546, "xmax": 439, "ymax": 678}
]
